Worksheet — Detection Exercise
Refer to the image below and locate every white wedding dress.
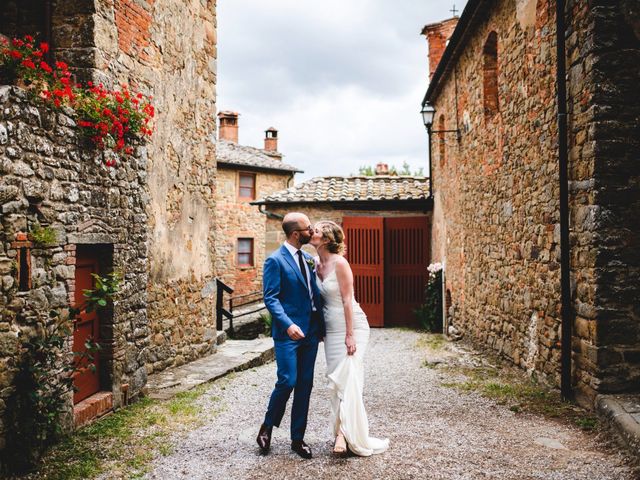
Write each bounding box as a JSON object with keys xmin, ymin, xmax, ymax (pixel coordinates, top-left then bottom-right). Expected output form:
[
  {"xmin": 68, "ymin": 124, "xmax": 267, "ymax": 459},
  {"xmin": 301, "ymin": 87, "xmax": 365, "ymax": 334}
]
[{"xmin": 318, "ymin": 269, "xmax": 389, "ymax": 457}]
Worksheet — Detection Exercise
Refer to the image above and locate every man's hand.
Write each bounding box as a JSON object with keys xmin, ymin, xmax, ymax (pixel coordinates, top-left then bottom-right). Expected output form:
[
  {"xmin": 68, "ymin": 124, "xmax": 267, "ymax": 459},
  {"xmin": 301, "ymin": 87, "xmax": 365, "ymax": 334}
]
[{"xmin": 287, "ymin": 324, "xmax": 305, "ymax": 340}]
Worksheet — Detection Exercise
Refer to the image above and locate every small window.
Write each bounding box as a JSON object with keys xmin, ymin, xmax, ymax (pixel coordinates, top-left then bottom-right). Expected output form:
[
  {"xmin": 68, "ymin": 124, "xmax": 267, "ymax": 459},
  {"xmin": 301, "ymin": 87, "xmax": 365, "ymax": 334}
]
[
  {"xmin": 483, "ymin": 31, "xmax": 499, "ymax": 119},
  {"xmin": 238, "ymin": 173, "xmax": 256, "ymax": 200},
  {"xmin": 237, "ymin": 238, "xmax": 254, "ymax": 266},
  {"xmin": 18, "ymin": 246, "xmax": 31, "ymax": 291}
]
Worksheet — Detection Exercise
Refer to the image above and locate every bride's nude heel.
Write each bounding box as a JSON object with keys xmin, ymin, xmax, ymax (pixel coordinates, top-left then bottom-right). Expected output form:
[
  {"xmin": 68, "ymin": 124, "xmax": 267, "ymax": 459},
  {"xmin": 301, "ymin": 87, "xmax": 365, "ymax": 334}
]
[{"xmin": 333, "ymin": 432, "xmax": 347, "ymax": 455}]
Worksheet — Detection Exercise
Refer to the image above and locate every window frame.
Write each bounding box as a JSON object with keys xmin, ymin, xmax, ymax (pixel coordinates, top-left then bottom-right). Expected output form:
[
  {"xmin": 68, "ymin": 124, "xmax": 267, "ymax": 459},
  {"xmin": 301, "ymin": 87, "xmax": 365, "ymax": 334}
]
[
  {"xmin": 237, "ymin": 237, "xmax": 254, "ymax": 267},
  {"xmin": 238, "ymin": 172, "xmax": 256, "ymax": 200}
]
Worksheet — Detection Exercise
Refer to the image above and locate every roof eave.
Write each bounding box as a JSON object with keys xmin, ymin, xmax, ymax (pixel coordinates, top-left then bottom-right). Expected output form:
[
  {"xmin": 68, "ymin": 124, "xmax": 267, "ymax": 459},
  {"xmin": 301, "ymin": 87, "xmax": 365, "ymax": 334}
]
[
  {"xmin": 217, "ymin": 162, "xmax": 303, "ymax": 174},
  {"xmin": 251, "ymin": 198, "xmax": 433, "ymax": 211}
]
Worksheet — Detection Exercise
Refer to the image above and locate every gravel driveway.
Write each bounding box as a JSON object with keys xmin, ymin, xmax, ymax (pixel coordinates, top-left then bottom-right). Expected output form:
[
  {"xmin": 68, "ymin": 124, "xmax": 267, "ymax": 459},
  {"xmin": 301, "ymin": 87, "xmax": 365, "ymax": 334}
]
[{"xmin": 145, "ymin": 329, "xmax": 636, "ymax": 480}]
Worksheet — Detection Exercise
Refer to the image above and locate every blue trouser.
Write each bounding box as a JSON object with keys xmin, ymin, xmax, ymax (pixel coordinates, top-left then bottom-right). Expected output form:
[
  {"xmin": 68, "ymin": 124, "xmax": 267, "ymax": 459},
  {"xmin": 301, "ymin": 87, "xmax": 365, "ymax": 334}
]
[{"xmin": 264, "ymin": 334, "xmax": 319, "ymax": 441}]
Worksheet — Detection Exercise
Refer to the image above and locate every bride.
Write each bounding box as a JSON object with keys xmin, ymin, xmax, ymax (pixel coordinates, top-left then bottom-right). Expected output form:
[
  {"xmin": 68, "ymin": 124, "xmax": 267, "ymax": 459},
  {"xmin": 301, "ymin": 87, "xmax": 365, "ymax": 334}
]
[{"xmin": 310, "ymin": 220, "xmax": 389, "ymax": 457}]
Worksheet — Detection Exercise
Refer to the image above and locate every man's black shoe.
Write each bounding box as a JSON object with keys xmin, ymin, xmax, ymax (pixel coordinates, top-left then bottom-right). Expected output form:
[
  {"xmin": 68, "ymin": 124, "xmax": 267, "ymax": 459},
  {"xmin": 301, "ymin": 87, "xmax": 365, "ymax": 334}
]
[
  {"xmin": 256, "ymin": 424, "xmax": 272, "ymax": 454},
  {"xmin": 291, "ymin": 440, "xmax": 313, "ymax": 459}
]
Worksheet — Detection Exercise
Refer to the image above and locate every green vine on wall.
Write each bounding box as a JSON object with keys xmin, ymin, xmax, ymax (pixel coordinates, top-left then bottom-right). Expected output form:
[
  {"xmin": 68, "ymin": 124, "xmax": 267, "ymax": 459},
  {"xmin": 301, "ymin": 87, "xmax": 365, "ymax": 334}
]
[
  {"xmin": 1, "ymin": 271, "xmax": 121, "ymax": 475},
  {"xmin": 28, "ymin": 223, "xmax": 57, "ymax": 246}
]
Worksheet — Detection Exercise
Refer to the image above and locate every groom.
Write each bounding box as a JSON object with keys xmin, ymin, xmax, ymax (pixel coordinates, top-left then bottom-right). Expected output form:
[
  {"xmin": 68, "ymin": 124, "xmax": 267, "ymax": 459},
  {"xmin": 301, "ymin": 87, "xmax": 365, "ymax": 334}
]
[{"xmin": 256, "ymin": 212, "xmax": 325, "ymax": 459}]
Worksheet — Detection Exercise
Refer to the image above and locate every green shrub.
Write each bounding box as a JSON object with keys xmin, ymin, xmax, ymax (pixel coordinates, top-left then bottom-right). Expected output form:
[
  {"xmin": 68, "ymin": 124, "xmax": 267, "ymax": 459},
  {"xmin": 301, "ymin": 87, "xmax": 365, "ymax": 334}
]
[
  {"xmin": 414, "ymin": 267, "xmax": 443, "ymax": 332},
  {"xmin": 259, "ymin": 312, "xmax": 272, "ymax": 337},
  {"xmin": 2, "ymin": 271, "xmax": 121, "ymax": 475}
]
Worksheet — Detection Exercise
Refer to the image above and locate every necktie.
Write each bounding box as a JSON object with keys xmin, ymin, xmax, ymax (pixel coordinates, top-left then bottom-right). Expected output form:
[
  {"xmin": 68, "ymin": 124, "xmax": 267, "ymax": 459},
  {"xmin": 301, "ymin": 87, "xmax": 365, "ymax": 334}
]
[{"xmin": 297, "ymin": 250, "xmax": 309, "ymax": 291}]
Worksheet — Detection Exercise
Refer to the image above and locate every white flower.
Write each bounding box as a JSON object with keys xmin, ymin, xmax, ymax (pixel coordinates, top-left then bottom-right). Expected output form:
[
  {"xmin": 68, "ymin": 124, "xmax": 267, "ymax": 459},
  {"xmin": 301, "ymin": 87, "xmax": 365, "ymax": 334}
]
[{"xmin": 427, "ymin": 262, "xmax": 443, "ymax": 274}]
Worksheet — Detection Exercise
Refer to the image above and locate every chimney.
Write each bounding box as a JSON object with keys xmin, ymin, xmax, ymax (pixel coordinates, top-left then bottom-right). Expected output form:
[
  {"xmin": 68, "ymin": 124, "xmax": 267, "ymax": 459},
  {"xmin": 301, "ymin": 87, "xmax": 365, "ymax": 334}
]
[
  {"xmin": 218, "ymin": 111, "xmax": 240, "ymax": 143},
  {"xmin": 421, "ymin": 17, "xmax": 459, "ymax": 80},
  {"xmin": 375, "ymin": 163, "xmax": 389, "ymax": 176},
  {"xmin": 264, "ymin": 127, "xmax": 278, "ymax": 152}
]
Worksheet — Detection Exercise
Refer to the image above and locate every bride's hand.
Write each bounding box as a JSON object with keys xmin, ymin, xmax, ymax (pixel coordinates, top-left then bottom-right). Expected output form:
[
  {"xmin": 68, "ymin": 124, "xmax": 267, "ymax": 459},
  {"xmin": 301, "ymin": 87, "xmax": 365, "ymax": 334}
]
[{"xmin": 345, "ymin": 334, "xmax": 356, "ymax": 355}]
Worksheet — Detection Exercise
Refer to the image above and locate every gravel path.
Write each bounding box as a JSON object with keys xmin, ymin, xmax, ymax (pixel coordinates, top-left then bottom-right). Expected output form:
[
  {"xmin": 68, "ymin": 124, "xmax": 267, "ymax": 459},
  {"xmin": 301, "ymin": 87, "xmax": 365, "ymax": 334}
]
[{"xmin": 145, "ymin": 329, "xmax": 636, "ymax": 480}]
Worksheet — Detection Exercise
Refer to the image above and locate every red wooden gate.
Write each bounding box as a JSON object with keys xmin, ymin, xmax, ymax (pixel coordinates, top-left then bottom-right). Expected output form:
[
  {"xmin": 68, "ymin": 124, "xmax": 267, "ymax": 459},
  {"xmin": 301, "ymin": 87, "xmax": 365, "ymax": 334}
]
[
  {"xmin": 73, "ymin": 249, "xmax": 101, "ymax": 403},
  {"xmin": 384, "ymin": 217, "xmax": 430, "ymax": 327},
  {"xmin": 343, "ymin": 217, "xmax": 385, "ymax": 327}
]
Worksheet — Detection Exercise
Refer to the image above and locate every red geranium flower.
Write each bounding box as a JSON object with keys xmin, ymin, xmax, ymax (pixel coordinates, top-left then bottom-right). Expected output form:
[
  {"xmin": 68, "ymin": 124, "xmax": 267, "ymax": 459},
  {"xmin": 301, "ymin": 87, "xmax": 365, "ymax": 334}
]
[
  {"xmin": 9, "ymin": 50, "xmax": 22, "ymax": 59},
  {"xmin": 40, "ymin": 61, "xmax": 53, "ymax": 73}
]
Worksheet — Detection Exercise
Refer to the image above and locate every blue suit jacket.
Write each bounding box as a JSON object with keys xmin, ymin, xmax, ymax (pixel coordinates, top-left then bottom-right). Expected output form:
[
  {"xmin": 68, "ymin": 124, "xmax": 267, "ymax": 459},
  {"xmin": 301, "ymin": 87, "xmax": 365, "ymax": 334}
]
[{"xmin": 263, "ymin": 245, "xmax": 325, "ymax": 341}]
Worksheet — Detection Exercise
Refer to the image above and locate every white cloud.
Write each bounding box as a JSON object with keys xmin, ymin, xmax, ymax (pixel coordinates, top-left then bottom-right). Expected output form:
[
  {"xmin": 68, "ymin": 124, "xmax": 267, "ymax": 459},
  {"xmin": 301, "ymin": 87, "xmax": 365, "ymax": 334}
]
[{"xmin": 217, "ymin": 0, "xmax": 467, "ymax": 180}]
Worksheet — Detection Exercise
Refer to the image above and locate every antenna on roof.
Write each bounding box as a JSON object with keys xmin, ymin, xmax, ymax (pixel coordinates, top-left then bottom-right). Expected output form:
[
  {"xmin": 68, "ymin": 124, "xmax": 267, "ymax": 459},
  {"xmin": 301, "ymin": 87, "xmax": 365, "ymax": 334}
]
[{"xmin": 450, "ymin": 3, "xmax": 459, "ymax": 17}]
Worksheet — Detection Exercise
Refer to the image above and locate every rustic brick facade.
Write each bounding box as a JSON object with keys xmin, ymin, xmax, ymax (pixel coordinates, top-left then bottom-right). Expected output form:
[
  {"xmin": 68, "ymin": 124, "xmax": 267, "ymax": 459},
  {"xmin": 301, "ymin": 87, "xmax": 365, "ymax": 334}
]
[
  {"xmin": 92, "ymin": 0, "xmax": 220, "ymax": 373},
  {"xmin": 215, "ymin": 167, "xmax": 292, "ymax": 295},
  {"xmin": 424, "ymin": 0, "xmax": 639, "ymax": 405}
]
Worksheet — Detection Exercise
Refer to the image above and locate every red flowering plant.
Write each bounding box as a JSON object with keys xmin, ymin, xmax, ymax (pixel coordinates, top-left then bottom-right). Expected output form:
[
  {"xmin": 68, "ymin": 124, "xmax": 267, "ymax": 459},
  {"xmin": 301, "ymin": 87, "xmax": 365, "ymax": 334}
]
[
  {"xmin": 73, "ymin": 82, "xmax": 154, "ymax": 166},
  {"xmin": 0, "ymin": 34, "xmax": 154, "ymax": 167}
]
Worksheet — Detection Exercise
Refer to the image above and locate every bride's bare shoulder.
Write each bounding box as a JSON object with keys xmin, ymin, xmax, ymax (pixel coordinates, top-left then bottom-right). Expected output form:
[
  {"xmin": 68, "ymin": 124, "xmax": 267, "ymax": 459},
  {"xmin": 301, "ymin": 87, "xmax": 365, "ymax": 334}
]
[{"xmin": 334, "ymin": 255, "xmax": 351, "ymax": 271}]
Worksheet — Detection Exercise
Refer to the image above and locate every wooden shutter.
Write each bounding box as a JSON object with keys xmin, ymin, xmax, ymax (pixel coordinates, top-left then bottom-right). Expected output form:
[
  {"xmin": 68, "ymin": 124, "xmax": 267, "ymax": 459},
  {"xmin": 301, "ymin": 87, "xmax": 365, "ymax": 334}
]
[
  {"xmin": 343, "ymin": 217, "xmax": 384, "ymax": 327},
  {"xmin": 384, "ymin": 217, "xmax": 430, "ymax": 327}
]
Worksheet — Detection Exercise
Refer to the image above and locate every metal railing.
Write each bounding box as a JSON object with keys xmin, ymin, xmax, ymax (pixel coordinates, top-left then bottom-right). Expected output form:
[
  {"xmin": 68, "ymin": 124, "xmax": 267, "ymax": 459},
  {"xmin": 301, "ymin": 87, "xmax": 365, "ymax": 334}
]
[{"xmin": 216, "ymin": 279, "xmax": 267, "ymax": 335}]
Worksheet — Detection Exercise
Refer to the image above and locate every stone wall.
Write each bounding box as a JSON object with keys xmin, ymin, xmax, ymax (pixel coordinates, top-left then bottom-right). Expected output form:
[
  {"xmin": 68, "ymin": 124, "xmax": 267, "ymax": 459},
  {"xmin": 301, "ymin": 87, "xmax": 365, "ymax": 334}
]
[
  {"xmin": 214, "ymin": 168, "xmax": 291, "ymax": 296},
  {"xmin": 572, "ymin": 0, "xmax": 640, "ymax": 398},
  {"xmin": 1, "ymin": 0, "xmax": 219, "ymax": 400},
  {"xmin": 90, "ymin": 0, "xmax": 219, "ymax": 373},
  {"xmin": 430, "ymin": 0, "xmax": 563, "ymax": 385},
  {"xmin": 0, "ymin": 86, "xmax": 148, "ymax": 447},
  {"xmin": 428, "ymin": 0, "xmax": 640, "ymax": 403}
]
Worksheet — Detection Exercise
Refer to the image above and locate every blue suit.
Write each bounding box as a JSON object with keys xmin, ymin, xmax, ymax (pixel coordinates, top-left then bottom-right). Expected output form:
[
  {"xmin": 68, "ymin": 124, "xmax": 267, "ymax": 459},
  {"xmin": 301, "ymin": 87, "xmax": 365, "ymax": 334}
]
[{"xmin": 263, "ymin": 244, "xmax": 326, "ymax": 441}]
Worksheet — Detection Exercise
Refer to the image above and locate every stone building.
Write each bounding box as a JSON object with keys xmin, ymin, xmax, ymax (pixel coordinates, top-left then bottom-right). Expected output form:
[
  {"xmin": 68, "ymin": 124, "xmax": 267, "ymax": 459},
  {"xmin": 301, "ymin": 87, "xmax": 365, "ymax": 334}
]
[
  {"xmin": 421, "ymin": 0, "xmax": 639, "ymax": 405},
  {"xmin": 252, "ymin": 169, "xmax": 432, "ymax": 328},
  {"xmin": 0, "ymin": 0, "xmax": 218, "ymax": 450},
  {"xmin": 215, "ymin": 111, "xmax": 300, "ymax": 296}
]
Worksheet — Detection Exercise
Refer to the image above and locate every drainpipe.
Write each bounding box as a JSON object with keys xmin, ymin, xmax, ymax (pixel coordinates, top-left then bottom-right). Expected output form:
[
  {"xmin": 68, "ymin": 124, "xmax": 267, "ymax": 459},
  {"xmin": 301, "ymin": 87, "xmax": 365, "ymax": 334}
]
[
  {"xmin": 427, "ymin": 125, "xmax": 433, "ymax": 199},
  {"xmin": 257, "ymin": 204, "xmax": 283, "ymax": 220},
  {"xmin": 556, "ymin": 0, "xmax": 573, "ymax": 401}
]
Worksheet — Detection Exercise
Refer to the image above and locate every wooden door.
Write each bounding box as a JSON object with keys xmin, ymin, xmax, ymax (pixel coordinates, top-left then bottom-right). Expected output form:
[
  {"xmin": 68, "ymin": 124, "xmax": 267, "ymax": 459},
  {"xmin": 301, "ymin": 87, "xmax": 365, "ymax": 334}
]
[
  {"xmin": 343, "ymin": 217, "xmax": 384, "ymax": 327},
  {"xmin": 384, "ymin": 217, "xmax": 430, "ymax": 327},
  {"xmin": 73, "ymin": 249, "xmax": 101, "ymax": 403}
]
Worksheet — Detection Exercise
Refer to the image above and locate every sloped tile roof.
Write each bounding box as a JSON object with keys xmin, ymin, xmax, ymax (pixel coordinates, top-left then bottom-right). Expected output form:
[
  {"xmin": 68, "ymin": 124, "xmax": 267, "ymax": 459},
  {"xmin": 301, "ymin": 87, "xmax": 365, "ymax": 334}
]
[
  {"xmin": 217, "ymin": 139, "xmax": 302, "ymax": 173},
  {"xmin": 252, "ymin": 175, "xmax": 430, "ymax": 205}
]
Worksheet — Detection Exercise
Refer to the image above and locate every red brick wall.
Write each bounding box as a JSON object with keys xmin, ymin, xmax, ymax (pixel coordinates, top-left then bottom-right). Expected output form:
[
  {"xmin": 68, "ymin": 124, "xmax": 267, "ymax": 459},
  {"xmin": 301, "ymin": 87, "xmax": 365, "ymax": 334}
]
[
  {"xmin": 114, "ymin": 0, "xmax": 153, "ymax": 61},
  {"xmin": 421, "ymin": 17, "xmax": 459, "ymax": 79},
  {"xmin": 215, "ymin": 168, "xmax": 292, "ymax": 296}
]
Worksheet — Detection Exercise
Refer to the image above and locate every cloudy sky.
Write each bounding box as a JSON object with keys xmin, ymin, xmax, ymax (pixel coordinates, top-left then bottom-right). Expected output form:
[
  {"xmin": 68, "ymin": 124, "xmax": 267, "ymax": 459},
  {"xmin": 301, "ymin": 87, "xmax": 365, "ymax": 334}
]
[{"xmin": 217, "ymin": 0, "xmax": 467, "ymax": 181}]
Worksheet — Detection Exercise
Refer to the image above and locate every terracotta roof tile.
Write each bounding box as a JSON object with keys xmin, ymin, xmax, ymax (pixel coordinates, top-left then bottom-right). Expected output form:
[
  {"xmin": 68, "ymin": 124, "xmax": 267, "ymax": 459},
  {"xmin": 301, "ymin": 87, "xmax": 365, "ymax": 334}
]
[
  {"xmin": 252, "ymin": 175, "xmax": 430, "ymax": 204},
  {"xmin": 217, "ymin": 139, "xmax": 302, "ymax": 173}
]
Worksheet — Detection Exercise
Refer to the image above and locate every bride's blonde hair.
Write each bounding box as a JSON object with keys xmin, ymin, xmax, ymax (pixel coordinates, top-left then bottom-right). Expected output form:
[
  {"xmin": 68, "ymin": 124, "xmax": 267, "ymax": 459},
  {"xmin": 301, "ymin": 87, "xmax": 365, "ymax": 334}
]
[{"xmin": 316, "ymin": 221, "xmax": 346, "ymax": 255}]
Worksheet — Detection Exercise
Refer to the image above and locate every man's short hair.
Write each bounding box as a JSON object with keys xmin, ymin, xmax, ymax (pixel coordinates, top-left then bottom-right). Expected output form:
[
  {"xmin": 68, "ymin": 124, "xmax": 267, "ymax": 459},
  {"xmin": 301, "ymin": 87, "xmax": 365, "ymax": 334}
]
[{"xmin": 282, "ymin": 218, "xmax": 299, "ymax": 237}]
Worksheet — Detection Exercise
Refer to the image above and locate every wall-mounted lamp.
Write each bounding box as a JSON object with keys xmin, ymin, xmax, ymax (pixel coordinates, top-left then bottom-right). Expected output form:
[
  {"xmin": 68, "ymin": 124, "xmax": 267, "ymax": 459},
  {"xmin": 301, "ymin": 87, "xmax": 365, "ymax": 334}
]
[
  {"xmin": 421, "ymin": 102, "xmax": 461, "ymax": 140},
  {"xmin": 421, "ymin": 102, "xmax": 461, "ymax": 197}
]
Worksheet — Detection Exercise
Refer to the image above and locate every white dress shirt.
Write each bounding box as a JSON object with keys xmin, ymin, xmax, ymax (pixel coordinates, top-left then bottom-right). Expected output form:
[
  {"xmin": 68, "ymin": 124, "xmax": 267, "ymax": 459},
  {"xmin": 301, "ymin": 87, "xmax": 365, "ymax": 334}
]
[{"xmin": 283, "ymin": 241, "xmax": 316, "ymax": 311}]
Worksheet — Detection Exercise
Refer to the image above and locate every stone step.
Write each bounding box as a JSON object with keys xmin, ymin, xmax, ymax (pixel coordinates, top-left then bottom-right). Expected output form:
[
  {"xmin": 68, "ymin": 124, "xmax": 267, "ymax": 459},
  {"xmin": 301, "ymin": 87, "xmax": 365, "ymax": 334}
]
[
  {"xmin": 145, "ymin": 336, "xmax": 274, "ymax": 401},
  {"xmin": 596, "ymin": 393, "xmax": 640, "ymax": 460}
]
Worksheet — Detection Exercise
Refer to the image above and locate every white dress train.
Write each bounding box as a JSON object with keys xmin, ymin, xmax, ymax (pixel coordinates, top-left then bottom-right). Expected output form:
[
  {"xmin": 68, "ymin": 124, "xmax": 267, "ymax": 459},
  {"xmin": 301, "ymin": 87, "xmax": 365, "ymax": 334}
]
[{"xmin": 318, "ymin": 269, "xmax": 389, "ymax": 457}]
